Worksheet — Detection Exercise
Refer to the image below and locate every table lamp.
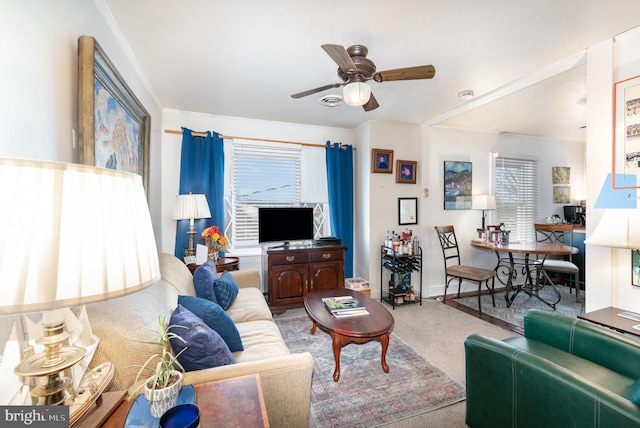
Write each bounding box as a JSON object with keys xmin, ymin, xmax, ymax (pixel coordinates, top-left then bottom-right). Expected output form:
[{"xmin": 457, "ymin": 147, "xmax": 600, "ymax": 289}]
[
  {"xmin": 0, "ymin": 158, "xmax": 159, "ymax": 418},
  {"xmin": 472, "ymin": 195, "xmax": 496, "ymax": 230},
  {"xmin": 172, "ymin": 193, "xmax": 211, "ymax": 257}
]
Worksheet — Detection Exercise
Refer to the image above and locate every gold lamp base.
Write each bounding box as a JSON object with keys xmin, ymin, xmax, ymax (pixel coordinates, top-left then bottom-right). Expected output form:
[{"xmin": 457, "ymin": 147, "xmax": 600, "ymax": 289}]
[
  {"xmin": 14, "ymin": 320, "xmax": 85, "ymax": 406},
  {"xmin": 13, "ymin": 318, "xmax": 115, "ymax": 426}
]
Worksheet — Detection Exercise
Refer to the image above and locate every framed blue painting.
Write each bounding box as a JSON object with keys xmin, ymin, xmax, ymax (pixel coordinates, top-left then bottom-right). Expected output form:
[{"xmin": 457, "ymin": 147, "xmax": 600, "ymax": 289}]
[
  {"xmin": 444, "ymin": 161, "xmax": 472, "ymax": 209},
  {"xmin": 78, "ymin": 35, "xmax": 150, "ymax": 196}
]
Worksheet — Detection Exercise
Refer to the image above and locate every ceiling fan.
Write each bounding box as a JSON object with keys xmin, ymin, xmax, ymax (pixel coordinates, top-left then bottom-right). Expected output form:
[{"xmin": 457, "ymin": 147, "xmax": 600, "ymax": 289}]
[{"xmin": 291, "ymin": 44, "xmax": 436, "ymax": 111}]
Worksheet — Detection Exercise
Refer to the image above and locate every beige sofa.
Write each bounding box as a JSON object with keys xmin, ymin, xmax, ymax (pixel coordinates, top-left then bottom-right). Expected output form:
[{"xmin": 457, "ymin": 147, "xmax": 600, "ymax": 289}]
[{"xmin": 86, "ymin": 253, "xmax": 314, "ymax": 427}]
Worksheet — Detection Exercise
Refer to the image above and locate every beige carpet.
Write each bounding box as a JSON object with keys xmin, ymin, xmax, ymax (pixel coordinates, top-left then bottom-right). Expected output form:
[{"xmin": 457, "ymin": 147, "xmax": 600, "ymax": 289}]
[{"xmin": 274, "ymin": 298, "xmax": 513, "ymax": 427}]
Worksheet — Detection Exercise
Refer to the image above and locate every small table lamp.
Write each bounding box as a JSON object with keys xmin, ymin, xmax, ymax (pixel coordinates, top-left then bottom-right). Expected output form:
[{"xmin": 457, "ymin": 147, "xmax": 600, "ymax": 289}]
[
  {"xmin": 472, "ymin": 195, "xmax": 496, "ymax": 230},
  {"xmin": 0, "ymin": 158, "xmax": 159, "ymax": 417},
  {"xmin": 172, "ymin": 193, "xmax": 211, "ymax": 257}
]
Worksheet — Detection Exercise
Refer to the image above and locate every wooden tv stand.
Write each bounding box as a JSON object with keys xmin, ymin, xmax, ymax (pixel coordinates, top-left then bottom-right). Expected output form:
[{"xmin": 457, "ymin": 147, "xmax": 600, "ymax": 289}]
[{"xmin": 264, "ymin": 244, "xmax": 346, "ymax": 314}]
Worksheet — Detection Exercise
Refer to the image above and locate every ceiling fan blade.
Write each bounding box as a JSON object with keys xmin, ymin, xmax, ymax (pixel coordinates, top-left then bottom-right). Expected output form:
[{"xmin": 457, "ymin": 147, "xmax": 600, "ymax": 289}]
[
  {"xmin": 321, "ymin": 44, "xmax": 358, "ymax": 73},
  {"xmin": 373, "ymin": 65, "xmax": 436, "ymax": 82},
  {"xmin": 363, "ymin": 93, "xmax": 379, "ymax": 112},
  {"xmin": 291, "ymin": 82, "xmax": 343, "ymax": 99}
]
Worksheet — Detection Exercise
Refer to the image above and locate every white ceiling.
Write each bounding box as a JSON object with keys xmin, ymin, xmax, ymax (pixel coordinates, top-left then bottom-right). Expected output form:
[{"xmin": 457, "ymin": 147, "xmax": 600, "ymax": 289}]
[{"xmin": 102, "ymin": 0, "xmax": 640, "ymax": 143}]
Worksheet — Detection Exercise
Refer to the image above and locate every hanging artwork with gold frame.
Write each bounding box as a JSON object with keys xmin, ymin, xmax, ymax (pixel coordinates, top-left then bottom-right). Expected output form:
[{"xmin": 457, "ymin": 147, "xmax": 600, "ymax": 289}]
[
  {"xmin": 78, "ymin": 35, "xmax": 150, "ymax": 196},
  {"xmin": 371, "ymin": 148, "xmax": 393, "ymax": 173}
]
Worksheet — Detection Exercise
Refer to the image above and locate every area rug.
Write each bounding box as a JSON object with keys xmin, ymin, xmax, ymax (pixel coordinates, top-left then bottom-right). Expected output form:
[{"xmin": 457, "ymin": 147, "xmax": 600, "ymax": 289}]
[
  {"xmin": 453, "ymin": 283, "xmax": 585, "ymax": 329},
  {"xmin": 275, "ymin": 316, "xmax": 466, "ymax": 428}
]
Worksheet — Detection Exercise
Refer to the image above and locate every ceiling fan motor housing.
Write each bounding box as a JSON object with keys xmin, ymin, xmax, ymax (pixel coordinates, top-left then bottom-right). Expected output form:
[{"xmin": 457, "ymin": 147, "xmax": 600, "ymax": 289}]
[{"xmin": 337, "ymin": 45, "xmax": 376, "ymax": 82}]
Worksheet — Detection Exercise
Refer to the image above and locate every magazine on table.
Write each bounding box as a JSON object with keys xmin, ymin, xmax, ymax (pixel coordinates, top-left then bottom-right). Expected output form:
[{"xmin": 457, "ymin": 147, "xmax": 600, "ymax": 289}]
[{"xmin": 322, "ymin": 296, "xmax": 369, "ymax": 317}]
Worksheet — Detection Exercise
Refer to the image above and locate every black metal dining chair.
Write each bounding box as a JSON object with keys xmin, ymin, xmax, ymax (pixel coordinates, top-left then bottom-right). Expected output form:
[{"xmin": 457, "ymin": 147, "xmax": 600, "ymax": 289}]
[
  {"xmin": 534, "ymin": 223, "xmax": 580, "ymax": 302},
  {"xmin": 435, "ymin": 225, "xmax": 496, "ymax": 313}
]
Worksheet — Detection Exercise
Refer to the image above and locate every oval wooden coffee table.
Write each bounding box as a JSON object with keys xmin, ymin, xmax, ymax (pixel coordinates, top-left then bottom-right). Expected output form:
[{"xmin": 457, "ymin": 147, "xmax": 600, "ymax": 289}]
[{"xmin": 304, "ymin": 288, "xmax": 395, "ymax": 382}]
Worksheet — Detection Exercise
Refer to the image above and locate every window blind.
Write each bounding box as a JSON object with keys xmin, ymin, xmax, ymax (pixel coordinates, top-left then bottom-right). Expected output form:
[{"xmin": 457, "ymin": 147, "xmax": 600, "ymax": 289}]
[
  {"xmin": 231, "ymin": 140, "xmax": 302, "ymax": 246},
  {"xmin": 494, "ymin": 156, "xmax": 538, "ymax": 242}
]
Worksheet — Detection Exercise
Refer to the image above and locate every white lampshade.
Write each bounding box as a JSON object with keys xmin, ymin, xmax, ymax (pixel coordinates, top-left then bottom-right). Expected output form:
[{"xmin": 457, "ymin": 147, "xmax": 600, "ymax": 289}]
[
  {"xmin": 472, "ymin": 195, "xmax": 496, "ymax": 210},
  {"xmin": 343, "ymin": 81, "xmax": 371, "ymax": 106},
  {"xmin": 586, "ymin": 209, "xmax": 640, "ymax": 249},
  {"xmin": 0, "ymin": 158, "xmax": 160, "ymax": 315},
  {"xmin": 172, "ymin": 193, "xmax": 211, "ymax": 220}
]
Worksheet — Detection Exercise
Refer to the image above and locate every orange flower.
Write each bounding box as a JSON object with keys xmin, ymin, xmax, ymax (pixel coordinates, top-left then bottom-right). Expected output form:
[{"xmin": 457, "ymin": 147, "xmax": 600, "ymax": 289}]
[{"xmin": 200, "ymin": 225, "xmax": 228, "ymax": 252}]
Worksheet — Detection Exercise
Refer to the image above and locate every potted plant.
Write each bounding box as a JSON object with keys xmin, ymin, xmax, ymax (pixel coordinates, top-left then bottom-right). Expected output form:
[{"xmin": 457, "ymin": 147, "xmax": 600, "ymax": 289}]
[{"xmin": 129, "ymin": 312, "xmax": 188, "ymax": 418}]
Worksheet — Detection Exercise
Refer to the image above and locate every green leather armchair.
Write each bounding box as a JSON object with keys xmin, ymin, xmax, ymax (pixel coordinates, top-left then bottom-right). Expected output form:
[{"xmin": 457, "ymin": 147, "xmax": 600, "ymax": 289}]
[{"xmin": 465, "ymin": 309, "xmax": 640, "ymax": 427}]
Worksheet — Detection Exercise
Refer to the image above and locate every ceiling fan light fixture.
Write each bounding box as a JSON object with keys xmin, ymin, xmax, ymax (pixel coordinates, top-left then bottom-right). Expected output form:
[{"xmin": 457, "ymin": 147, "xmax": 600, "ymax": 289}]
[{"xmin": 343, "ymin": 81, "xmax": 371, "ymax": 106}]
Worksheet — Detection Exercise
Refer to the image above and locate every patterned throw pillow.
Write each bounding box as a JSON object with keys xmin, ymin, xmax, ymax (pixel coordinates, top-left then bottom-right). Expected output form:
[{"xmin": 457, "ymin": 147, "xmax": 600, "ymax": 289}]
[
  {"xmin": 178, "ymin": 295, "xmax": 243, "ymax": 352},
  {"xmin": 169, "ymin": 304, "xmax": 235, "ymax": 371},
  {"xmin": 213, "ymin": 271, "xmax": 239, "ymax": 310},
  {"xmin": 192, "ymin": 260, "xmax": 218, "ymax": 304}
]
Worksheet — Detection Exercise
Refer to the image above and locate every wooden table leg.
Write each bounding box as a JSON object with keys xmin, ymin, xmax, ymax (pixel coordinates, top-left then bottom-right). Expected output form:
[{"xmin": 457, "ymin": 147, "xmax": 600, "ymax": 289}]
[
  {"xmin": 380, "ymin": 333, "xmax": 390, "ymax": 373},
  {"xmin": 310, "ymin": 320, "xmax": 316, "ymax": 335},
  {"xmin": 332, "ymin": 333, "xmax": 343, "ymax": 382}
]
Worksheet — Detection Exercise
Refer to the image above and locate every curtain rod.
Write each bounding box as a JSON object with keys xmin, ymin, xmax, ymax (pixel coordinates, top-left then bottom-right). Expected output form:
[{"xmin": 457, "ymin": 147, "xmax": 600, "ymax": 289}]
[{"xmin": 163, "ymin": 129, "xmax": 354, "ymax": 149}]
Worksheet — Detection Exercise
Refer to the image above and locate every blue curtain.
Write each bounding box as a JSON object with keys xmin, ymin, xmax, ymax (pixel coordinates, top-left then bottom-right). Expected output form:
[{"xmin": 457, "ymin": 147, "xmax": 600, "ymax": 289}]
[
  {"xmin": 325, "ymin": 141, "xmax": 354, "ymax": 277},
  {"xmin": 174, "ymin": 128, "xmax": 224, "ymax": 258}
]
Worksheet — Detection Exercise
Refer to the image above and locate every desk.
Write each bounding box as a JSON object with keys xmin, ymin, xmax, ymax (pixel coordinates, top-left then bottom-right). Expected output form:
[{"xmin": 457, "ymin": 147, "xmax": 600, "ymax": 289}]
[
  {"xmin": 471, "ymin": 240, "xmax": 577, "ymax": 309},
  {"xmin": 101, "ymin": 374, "xmax": 269, "ymax": 427},
  {"xmin": 578, "ymin": 306, "xmax": 640, "ymax": 337},
  {"xmin": 187, "ymin": 256, "xmax": 240, "ymax": 275}
]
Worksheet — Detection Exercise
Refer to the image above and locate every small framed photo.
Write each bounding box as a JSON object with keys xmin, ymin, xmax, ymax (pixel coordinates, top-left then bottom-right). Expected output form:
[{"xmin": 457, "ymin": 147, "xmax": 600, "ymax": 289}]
[
  {"xmin": 371, "ymin": 148, "xmax": 393, "ymax": 173},
  {"xmin": 398, "ymin": 197, "xmax": 418, "ymax": 225},
  {"xmin": 396, "ymin": 160, "xmax": 417, "ymax": 184}
]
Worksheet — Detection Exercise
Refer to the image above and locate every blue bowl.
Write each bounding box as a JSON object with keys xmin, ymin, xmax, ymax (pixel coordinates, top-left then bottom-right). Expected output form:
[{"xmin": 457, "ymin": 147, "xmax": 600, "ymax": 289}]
[{"xmin": 159, "ymin": 403, "xmax": 200, "ymax": 428}]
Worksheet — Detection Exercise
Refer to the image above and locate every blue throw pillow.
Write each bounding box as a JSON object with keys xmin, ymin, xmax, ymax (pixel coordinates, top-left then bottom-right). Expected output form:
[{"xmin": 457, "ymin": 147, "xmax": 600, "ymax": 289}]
[
  {"xmin": 178, "ymin": 295, "xmax": 244, "ymax": 352},
  {"xmin": 169, "ymin": 304, "xmax": 235, "ymax": 371},
  {"xmin": 192, "ymin": 260, "xmax": 218, "ymax": 304},
  {"xmin": 213, "ymin": 271, "xmax": 239, "ymax": 310}
]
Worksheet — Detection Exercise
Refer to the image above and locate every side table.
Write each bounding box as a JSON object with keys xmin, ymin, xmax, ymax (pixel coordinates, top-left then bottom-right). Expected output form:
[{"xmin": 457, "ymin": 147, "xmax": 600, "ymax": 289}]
[
  {"xmin": 100, "ymin": 374, "xmax": 269, "ymax": 427},
  {"xmin": 187, "ymin": 256, "xmax": 240, "ymax": 274},
  {"xmin": 578, "ymin": 306, "xmax": 640, "ymax": 337}
]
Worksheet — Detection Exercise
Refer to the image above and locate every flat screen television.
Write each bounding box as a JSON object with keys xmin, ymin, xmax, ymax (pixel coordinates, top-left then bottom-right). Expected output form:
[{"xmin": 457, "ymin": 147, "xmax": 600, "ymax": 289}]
[{"xmin": 258, "ymin": 207, "xmax": 314, "ymax": 245}]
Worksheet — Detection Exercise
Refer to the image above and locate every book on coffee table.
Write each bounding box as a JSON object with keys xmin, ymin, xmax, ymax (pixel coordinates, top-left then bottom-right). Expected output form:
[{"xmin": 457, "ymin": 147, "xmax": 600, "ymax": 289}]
[{"xmin": 322, "ymin": 296, "xmax": 369, "ymax": 317}]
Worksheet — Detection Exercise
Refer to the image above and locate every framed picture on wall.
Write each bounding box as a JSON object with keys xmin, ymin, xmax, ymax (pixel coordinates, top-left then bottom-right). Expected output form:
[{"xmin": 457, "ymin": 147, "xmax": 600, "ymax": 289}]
[
  {"xmin": 78, "ymin": 35, "xmax": 151, "ymax": 197},
  {"xmin": 633, "ymin": 250, "xmax": 640, "ymax": 287},
  {"xmin": 553, "ymin": 185, "xmax": 570, "ymax": 204},
  {"xmin": 613, "ymin": 74, "xmax": 640, "ymax": 189},
  {"xmin": 552, "ymin": 167, "xmax": 570, "ymax": 184},
  {"xmin": 396, "ymin": 160, "xmax": 417, "ymax": 184},
  {"xmin": 372, "ymin": 148, "xmax": 394, "ymax": 173},
  {"xmin": 398, "ymin": 197, "xmax": 418, "ymax": 225},
  {"xmin": 444, "ymin": 161, "xmax": 472, "ymax": 209}
]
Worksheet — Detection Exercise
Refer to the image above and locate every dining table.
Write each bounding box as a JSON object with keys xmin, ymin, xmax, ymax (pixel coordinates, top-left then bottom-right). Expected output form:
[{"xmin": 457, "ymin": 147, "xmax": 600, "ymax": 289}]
[{"xmin": 470, "ymin": 240, "xmax": 578, "ymax": 309}]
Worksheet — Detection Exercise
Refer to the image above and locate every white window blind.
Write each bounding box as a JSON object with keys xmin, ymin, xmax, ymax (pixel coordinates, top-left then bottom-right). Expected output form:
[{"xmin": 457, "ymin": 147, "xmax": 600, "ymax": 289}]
[
  {"xmin": 493, "ymin": 155, "xmax": 538, "ymax": 242},
  {"xmin": 231, "ymin": 140, "xmax": 302, "ymax": 246}
]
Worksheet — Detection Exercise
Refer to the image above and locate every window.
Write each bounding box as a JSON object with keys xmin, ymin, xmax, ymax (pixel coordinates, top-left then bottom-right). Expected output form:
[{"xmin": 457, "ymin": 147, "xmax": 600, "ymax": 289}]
[
  {"xmin": 493, "ymin": 154, "xmax": 538, "ymax": 242},
  {"xmin": 226, "ymin": 140, "xmax": 328, "ymax": 248}
]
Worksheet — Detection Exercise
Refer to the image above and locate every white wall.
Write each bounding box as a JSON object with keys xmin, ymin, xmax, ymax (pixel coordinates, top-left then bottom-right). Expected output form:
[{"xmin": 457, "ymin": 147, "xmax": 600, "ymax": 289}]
[
  {"xmin": 0, "ymin": 0, "xmax": 165, "ymax": 247},
  {"xmin": 585, "ymin": 26, "xmax": 640, "ymax": 313},
  {"xmin": 360, "ymin": 121, "xmax": 423, "ymax": 297}
]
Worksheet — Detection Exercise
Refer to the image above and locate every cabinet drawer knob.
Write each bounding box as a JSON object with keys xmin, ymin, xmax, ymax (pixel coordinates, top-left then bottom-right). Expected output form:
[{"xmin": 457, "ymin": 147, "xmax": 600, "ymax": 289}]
[
  {"xmin": 286, "ymin": 256, "xmax": 295, "ymax": 262},
  {"xmin": 323, "ymin": 253, "xmax": 331, "ymax": 259}
]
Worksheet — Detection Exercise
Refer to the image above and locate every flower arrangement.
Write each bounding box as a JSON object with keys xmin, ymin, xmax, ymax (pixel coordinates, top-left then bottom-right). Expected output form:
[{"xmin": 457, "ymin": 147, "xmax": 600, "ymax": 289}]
[{"xmin": 200, "ymin": 225, "xmax": 228, "ymax": 260}]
